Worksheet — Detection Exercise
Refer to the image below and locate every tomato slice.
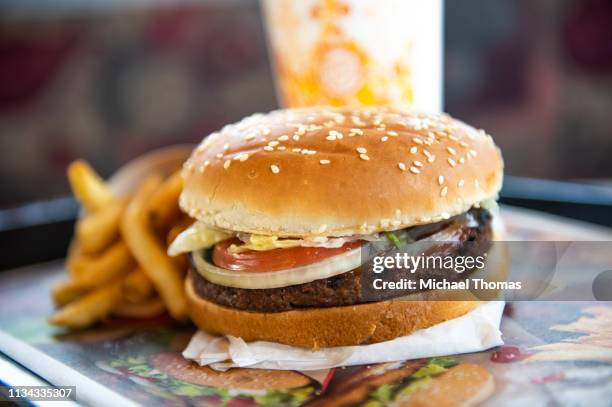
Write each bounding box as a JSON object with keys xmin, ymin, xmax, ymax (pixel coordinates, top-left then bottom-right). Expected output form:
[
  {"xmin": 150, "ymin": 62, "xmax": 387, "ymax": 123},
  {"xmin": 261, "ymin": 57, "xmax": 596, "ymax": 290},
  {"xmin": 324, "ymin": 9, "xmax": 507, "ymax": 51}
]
[{"xmin": 212, "ymin": 238, "xmax": 363, "ymax": 272}]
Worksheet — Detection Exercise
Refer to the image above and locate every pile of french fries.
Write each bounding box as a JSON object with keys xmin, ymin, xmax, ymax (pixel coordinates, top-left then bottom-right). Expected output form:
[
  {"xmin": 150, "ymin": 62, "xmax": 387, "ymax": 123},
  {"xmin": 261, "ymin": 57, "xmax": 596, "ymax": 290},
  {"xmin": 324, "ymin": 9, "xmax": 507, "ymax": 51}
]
[{"xmin": 49, "ymin": 160, "xmax": 192, "ymax": 329}]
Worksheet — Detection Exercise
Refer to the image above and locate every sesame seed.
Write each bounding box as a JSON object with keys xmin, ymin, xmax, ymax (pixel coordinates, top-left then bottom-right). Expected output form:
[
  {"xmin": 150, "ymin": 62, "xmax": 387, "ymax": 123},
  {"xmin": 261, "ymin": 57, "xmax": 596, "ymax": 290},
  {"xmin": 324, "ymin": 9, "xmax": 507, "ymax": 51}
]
[
  {"xmin": 414, "ymin": 160, "xmax": 423, "ymax": 167},
  {"xmin": 469, "ymin": 149, "xmax": 478, "ymax": 157},
  {"xmin": 204, "ymin": 160, "xmax": 210, "ymax": 167},
  {"xmin": 398, "ymin": 162, "xmax": 407, "ymax": 171},
  {"xmin": 387, "ymin": 130, "xmax": 398, "ymax": 137},
  {"xmin": 447, "ymin": 158, "xmax": 457, "ymax": 167},
  {"xmin": 223, "ymin": 160, "xmax": 231, "ymax": 169},
  {"xmin": 423, "ymin": 149, "xmax": 432, "ymax": 158},
  {"xmin": 413, "ymin": 137, "xmax": 423, "ymax": 145},
  {"xmin": 459, "ymin": 141, "xmax": 469, "ymax": 148},
  {"xmin": 292, "ymin": 148, "xmax": 301, "ymax": 153},
  {"xmin": 350, "ymin": 128, "xmax": 364, "ymax": 136},
  {"xmin": 325, "ymin": 134, "xmax": 336, "ymax": 141},
  {"xmin": 458, "ymin": 179, "xmax": 465, "ymax": 187},
  {"xmin": 441, "ymin": 212, "xmax": 450, "ymax": 220},
  {"xmin": 216, "ymin": 153, "xmax": 223, "ymax": 159},
  {"xmin": 263, "ymin": 146, "xmax": 274, "ymax": 151},
  {"xmin": 277, "ymin": 146, "xmax": 287, "ymax": 151},
  {"xmin": 438, "ymin": 175, "xmax": 445, "ymax": 185},
  {"xmin": 381, "ymin": 136, "xmax": 389, "ymax": 142},
  {"xmin": 409, "ymin": 166, "xmax": 420, "ymax": 174},
  {"xmin": 447, "ymin": 147, "xmax": 457, "ymax": 156},
  {"xmin": 268, "ymin": 141, "xmax": 279, "ymax": 147},
  {"xmin": 296, "ymin": 126, "xmax": 307, "ymax": 135},
  {"xmin": 293, "ymin": 135, "xmax": 300, "ymax": 141},
  {"xmin": 410, "ymin": 146, "xmax": 418, "ymax": 154},
  {"xmin": 449, "ymin": 135, "xmax": 459, "ymax": 142},
  {"xmin": 427, "ymin": 155, "xmax": 436, "ymax": 163},
  {"xmin": 223, "ymin": 143, "xmax": 230, "ymax": 151},
  {"xmin": 261, "ymin": 128, "xmax": 271, "ymax": 136},
  {"xmin": 278, "ymin": 135, "xmax": 289, "ymax": 141},
  {"xmin": 359, "ymin": 154, "xmax": 370, "ymax": 161},
  {"xmin": 245, "ymin": 134, "xmax": 256, "ymax": 141},
  {"xmin": 459, "ymin": 157, "xmax": 466, "ymax": 164},
  {"xmin": 356, "ymin": 147, "xmax": 367, "ymax": 154},
  {"xmin": 440, "ymin": 186, "xmax": 448, "ymax": 197},
  {"xmin": 270, "ymin": 164, "xmax": 280, "ymax": 174},
  {"xmin": 320, "ymin": 159, "xmax": 331, "ymax": 165}
]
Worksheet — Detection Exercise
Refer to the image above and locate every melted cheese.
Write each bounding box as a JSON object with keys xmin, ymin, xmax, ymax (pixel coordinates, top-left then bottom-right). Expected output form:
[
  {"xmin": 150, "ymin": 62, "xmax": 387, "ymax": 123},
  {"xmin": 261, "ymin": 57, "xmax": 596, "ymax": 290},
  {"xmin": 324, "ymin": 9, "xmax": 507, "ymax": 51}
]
[{"xmin": 169, "ymin": 221, "xmax": 383, "ymax": 255}]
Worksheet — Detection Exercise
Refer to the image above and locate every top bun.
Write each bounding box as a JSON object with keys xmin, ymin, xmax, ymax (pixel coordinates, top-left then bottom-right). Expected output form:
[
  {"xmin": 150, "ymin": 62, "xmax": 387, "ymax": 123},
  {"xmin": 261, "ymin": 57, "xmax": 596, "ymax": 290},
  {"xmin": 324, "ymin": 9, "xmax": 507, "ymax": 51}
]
[{"xmin": 180, "ymin": 106, "xmax": 503, "ymax": 237}]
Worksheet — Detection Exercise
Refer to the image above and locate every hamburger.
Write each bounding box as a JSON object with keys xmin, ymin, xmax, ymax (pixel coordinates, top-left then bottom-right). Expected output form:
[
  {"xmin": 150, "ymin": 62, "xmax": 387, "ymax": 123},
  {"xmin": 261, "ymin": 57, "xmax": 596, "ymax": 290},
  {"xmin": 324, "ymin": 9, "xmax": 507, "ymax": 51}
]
[
  {"xmin": 106, "ymin": 351, "xmax": 318, "ymax": 405},
  {"xmin": 309, "ymin": 357, "xmax": 494, "ymax": 407},
  {"xmin": 170, "ymin": 106, "xmax": 504, "ymax": 349}
]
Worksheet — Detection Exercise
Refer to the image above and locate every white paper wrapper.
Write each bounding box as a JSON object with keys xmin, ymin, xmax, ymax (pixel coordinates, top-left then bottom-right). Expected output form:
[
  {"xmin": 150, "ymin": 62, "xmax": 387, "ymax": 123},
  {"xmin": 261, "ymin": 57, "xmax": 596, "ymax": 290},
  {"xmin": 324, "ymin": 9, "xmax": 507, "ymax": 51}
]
[{"xmin": 183, "ymin": 301, "xmax": 505, "ymax": 371}]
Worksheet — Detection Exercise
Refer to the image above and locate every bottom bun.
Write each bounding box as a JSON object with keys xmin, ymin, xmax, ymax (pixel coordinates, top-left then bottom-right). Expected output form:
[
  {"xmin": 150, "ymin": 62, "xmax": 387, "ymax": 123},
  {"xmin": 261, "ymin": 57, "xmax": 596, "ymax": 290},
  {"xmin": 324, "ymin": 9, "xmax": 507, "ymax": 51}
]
[{"xmin": 185, "ymin": 275, "xmax": 479, "ymax": 349}]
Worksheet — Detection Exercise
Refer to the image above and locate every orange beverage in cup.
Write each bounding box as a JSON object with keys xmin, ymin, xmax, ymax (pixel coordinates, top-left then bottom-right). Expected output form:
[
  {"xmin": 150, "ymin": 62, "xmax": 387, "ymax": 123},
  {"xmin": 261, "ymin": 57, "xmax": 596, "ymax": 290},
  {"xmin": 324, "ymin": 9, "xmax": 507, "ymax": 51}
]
[{"xmin": 262, "ymin": 0, "xmax": 443, "ymax": 110}]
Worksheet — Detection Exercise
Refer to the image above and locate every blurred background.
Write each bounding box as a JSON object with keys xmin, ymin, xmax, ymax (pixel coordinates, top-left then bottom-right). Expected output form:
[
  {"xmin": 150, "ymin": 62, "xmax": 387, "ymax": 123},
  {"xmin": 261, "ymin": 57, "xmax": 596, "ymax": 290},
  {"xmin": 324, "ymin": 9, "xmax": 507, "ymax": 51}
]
[
  {"xmin": 2, "ymin": 0, "xmax": 612, "ymax": 205},
  {"xmin": 0, "ymin": 0, "xmax": 611, "ymax": 267}
]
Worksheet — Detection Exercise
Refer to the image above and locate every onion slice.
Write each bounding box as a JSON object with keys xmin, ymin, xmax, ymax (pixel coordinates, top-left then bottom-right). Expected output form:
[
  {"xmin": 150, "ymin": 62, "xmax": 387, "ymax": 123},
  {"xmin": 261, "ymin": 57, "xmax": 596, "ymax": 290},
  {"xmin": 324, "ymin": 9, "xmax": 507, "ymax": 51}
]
[{"xmin": 192, "ymin": 245, "xmax": 364, "ymax": 289}]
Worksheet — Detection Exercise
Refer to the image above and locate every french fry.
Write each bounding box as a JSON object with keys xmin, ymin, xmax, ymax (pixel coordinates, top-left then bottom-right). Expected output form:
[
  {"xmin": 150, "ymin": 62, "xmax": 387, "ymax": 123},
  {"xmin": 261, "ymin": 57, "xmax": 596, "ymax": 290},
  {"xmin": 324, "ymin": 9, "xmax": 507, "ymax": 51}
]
[
  {"xmin": 147, "ymin": 171, "xmax": 183, "ymax": 232},
  {"xmin": 51, "ymin": 278, "xmax": 89, "ymax": 306},
  {"xmin": 76, "ymin": 199, "xmax": 126, "ymax": 254},
  {"xmin": 67, "ymin": 160, "xmax": 115, "ymax": 212},
  {"xmin": 67, "ymin": 240, "xmax": 135, "ymax": 288},
  {"xmin": 121, "ymin": 268, "xmax": 154, "ymax": 303},
  {"xmin": 48, "ymin": 280, "xmax": 122, "ymax": 328},
  {"xmin": 112, "ymin": 298, "xmax": 166, "ymax": 319},
  {"xmin": 121, "ymin": 176, "xmax": 188, "ymax": 321}
]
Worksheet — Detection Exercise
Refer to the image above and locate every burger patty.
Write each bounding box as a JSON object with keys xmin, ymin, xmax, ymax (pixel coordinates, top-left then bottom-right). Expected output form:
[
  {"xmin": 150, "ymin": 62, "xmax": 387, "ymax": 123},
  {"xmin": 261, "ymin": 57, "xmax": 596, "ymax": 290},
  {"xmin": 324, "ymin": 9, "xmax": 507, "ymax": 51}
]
[{"xmin": 190, "ymin": 208, "xmax": 493, "ymax": 313}]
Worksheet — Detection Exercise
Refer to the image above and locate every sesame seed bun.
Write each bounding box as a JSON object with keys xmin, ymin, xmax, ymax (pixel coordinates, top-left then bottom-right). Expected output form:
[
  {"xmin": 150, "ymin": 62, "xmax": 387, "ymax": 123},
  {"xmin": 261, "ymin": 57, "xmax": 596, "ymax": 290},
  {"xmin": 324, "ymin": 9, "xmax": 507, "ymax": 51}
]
[{"xmin": 180, "ymin": 106, "xmax": 503, "ymax": 237}]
